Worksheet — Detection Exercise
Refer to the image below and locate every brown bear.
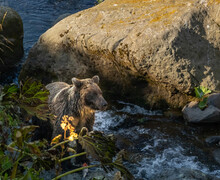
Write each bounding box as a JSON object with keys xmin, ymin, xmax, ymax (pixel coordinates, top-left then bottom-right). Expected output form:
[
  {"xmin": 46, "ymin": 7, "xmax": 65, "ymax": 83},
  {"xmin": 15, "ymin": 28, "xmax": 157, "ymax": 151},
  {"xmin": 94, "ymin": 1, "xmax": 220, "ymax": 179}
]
[
  {"xmin": 46, "ymin": 75, "xmax": 107, "ymax": 165},
  {"xmin": 46, "ymin": 75, "xmax": 107, "ymax": 137}
]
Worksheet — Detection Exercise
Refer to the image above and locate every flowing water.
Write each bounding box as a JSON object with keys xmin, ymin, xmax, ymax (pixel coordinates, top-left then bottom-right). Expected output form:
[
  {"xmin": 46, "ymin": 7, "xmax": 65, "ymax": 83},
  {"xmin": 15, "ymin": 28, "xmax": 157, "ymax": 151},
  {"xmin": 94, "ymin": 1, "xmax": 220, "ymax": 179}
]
[
  {"xmin": 1, "ymin": 0, "xmax": 220, "ymax": 179},
  {"xmin": 94, "ymin": 101, "xmax": 220, "ymax": 179}
]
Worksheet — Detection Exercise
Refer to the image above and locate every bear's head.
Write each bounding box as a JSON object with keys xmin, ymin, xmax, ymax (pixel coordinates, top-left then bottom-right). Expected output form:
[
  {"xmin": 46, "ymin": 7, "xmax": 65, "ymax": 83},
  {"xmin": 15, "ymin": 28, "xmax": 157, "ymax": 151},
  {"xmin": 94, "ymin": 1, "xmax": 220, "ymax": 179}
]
[{"xmin": 72, "ymin": 75, "xmax": 108, "ymax": 111}]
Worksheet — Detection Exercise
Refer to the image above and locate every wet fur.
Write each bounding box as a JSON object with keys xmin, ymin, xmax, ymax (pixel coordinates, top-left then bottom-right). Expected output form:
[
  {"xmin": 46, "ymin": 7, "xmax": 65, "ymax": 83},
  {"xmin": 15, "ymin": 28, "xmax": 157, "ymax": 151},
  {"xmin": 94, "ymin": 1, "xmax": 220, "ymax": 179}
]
[{"xmin": 46, "ymin": 78, "xmax": 103, "ymax": 137}]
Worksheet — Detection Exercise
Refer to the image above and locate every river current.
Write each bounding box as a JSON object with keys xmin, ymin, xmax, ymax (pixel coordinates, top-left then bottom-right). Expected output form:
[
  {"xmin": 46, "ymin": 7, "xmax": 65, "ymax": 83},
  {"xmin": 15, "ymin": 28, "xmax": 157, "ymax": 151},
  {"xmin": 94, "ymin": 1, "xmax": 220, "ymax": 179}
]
[{"xmin": 1, "ymin": 0, "xmax": 220, "ymax": 179}]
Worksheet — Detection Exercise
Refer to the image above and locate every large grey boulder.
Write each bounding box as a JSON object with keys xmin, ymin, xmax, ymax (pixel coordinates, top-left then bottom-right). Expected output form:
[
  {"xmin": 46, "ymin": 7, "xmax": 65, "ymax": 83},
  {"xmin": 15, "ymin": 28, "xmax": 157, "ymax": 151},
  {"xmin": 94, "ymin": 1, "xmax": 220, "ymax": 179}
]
[
  {"xmin": 19, "ymin": 0, "xmax": 220, "ymax": 109},
  {"xmin": 0, "ymin": 6, "xmax": 23, "ymax": 72},
  {"xmin": 182, "ymin": 93, "xmax": 220, "ymax": 123}
]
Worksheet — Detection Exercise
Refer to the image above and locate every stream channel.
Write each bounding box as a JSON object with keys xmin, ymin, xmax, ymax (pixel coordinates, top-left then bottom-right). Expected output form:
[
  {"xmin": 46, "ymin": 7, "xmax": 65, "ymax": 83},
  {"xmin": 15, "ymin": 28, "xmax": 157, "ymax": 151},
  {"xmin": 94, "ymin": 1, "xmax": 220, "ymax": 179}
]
[{"xmin": 1, "ymin": 0, "xmax": 220, "ymax": 179}]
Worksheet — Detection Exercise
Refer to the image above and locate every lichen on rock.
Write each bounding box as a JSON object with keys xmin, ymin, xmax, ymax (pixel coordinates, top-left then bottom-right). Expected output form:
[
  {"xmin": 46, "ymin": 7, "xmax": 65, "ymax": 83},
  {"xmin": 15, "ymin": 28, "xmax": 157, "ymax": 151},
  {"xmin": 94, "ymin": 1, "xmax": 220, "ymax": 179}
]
[{"xmin": 19, "ymin": 0, "xmax": 220, "ymax": 109}]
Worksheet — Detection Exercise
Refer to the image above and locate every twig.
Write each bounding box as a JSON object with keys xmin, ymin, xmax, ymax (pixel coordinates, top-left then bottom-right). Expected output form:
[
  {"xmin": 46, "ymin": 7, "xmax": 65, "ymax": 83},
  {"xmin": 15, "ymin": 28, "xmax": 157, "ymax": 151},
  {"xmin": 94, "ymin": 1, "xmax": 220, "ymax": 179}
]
[
  {"xmin": 52, "ymin": 164, "xmax": 99, "ymax": 180},
  {"xmin": 4, "ymin": 144, "xmax": 33, "ymax": 157},
  {"xmin": 58, "ymin": 152, "xmax": 86, "ymax": 163},
  {"xmin": 49, "ymin": 140, "xmax": 70, "ymax": 150}
]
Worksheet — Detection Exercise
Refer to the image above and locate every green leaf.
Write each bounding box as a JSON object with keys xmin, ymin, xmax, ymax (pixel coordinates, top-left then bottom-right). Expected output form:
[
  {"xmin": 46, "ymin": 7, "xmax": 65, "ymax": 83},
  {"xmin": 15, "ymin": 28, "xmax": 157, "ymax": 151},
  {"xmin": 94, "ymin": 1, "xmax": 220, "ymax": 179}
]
[
  {"xmin": 1, "ymin": 78, "xmax": 50, "ymax": 121},
  {"xmin": 194, "ymin": 86, "xmax": 204, "ymax": 99},
  {"xmin": 18, "ymin": 78, "xmax": 50, "ymax": 120},
  {"xmin": 3, "ymin": 173, "xmax": 8, "ymax": 180},
  {"xmin": 22, "ymin": 167, "xmax": 43, "ymax": 180},
  {"xmin": 7, "ymin": 85, "xmax": 18, "ymax": 93},
  {"xmin": 194, "ymin": 86, "xmax": 211, "ymax": 99},
  {"xmin": 198, "ymin": 97, "xmax": 208, "ymax": 110},
  {"xmin": 2, "ymin": 84, "xmax": 19, "ymax": 101},
  {"xmin": 27, "ymin": 142, "xmax": 41, "ymax": 155},
  {"xmin": 33, "ymin": 91, "xmax": 50, "ymax": 101},
  {"xmin": 111, "ymin": 150, "xmax": 134, "ymax": 180},
  {"xmin": 78, "ymin": 130, "xmax": 117, "ymax": 165},
  {"xmin": 200, "ymin": 86, "xmax": 211, "ymax": 95},
  {"xmin": 20, "ymin": 78, "xmax": 49, "ymax": 105},
  {"xmin": 21, "ymin": 78, "xmax": 39, "ymax": 96},
  {"xmin": 1, "ymin": 156, "xmax": 12, "ymax": 173}
]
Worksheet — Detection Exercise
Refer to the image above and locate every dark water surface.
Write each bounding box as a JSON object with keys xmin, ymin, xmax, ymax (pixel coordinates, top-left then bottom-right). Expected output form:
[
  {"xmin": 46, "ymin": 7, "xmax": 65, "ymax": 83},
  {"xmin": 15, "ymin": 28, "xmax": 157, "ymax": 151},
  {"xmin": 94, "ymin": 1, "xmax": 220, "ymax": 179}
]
[
  {"xmin": 0, "ymin": 0, "xmax": 96, "ymax": 84},
  {"xmin": 1, "ymin": 0, "xmax": 220, "ymax": 179}
]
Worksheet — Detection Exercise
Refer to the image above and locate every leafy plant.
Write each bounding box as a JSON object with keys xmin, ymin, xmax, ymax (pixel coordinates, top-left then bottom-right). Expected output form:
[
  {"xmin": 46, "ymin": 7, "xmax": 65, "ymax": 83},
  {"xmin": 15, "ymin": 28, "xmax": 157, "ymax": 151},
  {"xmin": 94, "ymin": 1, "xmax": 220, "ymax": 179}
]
[
  {"xmin": 2, "ymin": 78, "xmax": 50, "ymax": 120},
  {"xmin": 51, "ymin": 127, "xmax": 133, "ymax": 180},
  {"xmin": 194, "ymin": 86, "xmax": 211, "ymax": 110},
  {"xmin": 78, "ymin": 128, "xmax": 117, "ymax": 166},
  {"xmin": 79, "ymin": 128, "xmax": 133, "ymax": 179},
  {"xmin": 0, "ymin": 80, "xmax": 133, "ymax": 180},
  {"xmin": 0, "ymin": 125, "xmax": 52, "ymax": 179},
  {"xmin": 0, "ymin": 79, "xmax": 52, "ymax": 179}
]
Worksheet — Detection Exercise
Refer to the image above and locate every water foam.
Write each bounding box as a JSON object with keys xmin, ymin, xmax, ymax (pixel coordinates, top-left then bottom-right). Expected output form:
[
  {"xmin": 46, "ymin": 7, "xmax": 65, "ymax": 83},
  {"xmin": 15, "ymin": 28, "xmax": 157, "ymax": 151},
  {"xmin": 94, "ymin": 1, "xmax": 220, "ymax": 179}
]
[
  {"xmin": 117, "ymin": 101, "xmax": 163, "ymax": 115},
  {"xmin": 135, "ymin": 145, "xmax": 220, "ymax": 179},
  {"xmin": 94, "ymin": 110, "xmax": 126, "ymax": 132},
  {"xmin": 94, "ymin": 102, "xmax": 220, "ymax": 179}
]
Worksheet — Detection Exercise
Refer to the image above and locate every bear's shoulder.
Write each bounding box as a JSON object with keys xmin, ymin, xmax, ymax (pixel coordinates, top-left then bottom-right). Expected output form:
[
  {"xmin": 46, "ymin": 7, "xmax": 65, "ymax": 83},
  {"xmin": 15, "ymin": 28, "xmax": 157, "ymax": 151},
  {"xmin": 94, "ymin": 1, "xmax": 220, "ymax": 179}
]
[{"xmin": 46, "ymin": 82, "xmax": 71, "ymax": 91}]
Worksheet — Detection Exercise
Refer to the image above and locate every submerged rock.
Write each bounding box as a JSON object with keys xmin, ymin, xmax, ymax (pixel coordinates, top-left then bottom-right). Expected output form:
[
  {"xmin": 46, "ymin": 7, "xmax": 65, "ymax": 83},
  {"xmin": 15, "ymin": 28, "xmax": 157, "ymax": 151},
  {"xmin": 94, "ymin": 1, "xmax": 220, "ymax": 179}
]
[
  {"xmin": 182, "ymin": 93, "xmax": 220, "ymax": 123},
  {"xmin": 205, "ymin": 136, "xmax": 220, "ymax": 146},
  {"xmin": 19, "ymin": 0, "xmax": 220, "ymax": 109},
  {"xmin": 213, "ymin": 149, "xmax": 220, "ymax": 166},
  {"xmin": 0, "ymin": 6, "xmax": 23, "ymax": 73}
]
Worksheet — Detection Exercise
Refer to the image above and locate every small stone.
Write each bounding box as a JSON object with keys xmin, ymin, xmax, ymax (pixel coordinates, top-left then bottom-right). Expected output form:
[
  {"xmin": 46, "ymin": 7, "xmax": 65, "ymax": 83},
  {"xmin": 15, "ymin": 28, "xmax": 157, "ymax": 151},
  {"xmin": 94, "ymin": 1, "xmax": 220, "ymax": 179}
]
[{"xmin": 182, "ymin": 102, "xmax": 220, "ymax": 123}]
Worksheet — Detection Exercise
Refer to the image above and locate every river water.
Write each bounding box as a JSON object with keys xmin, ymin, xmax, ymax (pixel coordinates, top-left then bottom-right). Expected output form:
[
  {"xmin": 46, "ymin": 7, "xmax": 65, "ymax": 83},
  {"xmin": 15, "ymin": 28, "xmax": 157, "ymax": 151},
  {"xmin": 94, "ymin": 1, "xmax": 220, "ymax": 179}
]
[
  {"xmin": 1, "ymin": 0, "xmax": 220, "ymax": 179},
  {"xmin": 94, "ymin": 101, "xmax": 220, "ymax": 179},
  {"xmin": 0, "ymin": 0, "xmax": 95, "ymax": 84}
]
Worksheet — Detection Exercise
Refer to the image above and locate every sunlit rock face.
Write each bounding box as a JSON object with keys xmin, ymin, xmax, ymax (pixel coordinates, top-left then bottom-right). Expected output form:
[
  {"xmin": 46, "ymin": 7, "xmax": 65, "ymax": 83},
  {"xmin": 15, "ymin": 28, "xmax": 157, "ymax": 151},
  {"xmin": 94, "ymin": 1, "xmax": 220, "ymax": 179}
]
[{"xmin": 20, "ymin": 0, "xmax": 220, "ymax": 109}]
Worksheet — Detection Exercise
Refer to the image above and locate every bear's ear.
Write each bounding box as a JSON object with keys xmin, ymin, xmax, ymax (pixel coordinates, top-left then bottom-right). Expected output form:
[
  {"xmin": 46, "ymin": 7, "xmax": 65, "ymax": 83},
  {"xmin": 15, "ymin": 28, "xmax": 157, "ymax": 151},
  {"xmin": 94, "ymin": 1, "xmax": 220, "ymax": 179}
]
[
  {"xmin": 92, "ymin": 75, "xmax": 99, "ymax": 84},
  {"xmin": 72, "ymin": 77, "xmax": 83, "ymax": 88}
]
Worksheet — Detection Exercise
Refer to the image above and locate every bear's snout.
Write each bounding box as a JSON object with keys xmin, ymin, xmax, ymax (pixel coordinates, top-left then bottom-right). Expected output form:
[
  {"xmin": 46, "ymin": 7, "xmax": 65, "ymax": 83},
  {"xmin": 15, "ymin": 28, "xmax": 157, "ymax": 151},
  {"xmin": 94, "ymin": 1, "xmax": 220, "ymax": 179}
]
[
  {"xmin": 100, "ymin": 98, "xmax": 108, "ymax": 110},
  {"xmin": 95, "ymin": 96, "xmax": 108, "ymax": 111}
]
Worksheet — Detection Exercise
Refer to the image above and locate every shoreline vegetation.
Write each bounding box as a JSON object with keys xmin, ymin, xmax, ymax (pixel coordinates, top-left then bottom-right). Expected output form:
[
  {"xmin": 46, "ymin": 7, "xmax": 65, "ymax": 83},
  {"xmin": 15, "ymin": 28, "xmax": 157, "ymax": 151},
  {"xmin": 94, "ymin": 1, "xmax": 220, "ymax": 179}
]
[{"xmin": 0, "ymin": 79, "xmax": 133, "ymax": 180}]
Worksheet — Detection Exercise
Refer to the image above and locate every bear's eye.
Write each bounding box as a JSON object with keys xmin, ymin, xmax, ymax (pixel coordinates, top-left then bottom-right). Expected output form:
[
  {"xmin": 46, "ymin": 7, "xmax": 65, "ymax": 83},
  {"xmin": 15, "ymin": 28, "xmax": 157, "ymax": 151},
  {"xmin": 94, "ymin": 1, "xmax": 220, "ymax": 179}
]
[{"xmin": 85, "ymin": 91, "xmax": 97, "ymax": 100}]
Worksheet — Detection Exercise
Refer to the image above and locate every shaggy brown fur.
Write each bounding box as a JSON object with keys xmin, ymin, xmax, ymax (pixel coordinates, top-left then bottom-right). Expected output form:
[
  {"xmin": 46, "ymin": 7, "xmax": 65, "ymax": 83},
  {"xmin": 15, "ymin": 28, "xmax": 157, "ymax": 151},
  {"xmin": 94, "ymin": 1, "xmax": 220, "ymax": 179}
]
[{"xmin": 46, "ymin": 75, "xmax": 107, "ymax": 137}]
